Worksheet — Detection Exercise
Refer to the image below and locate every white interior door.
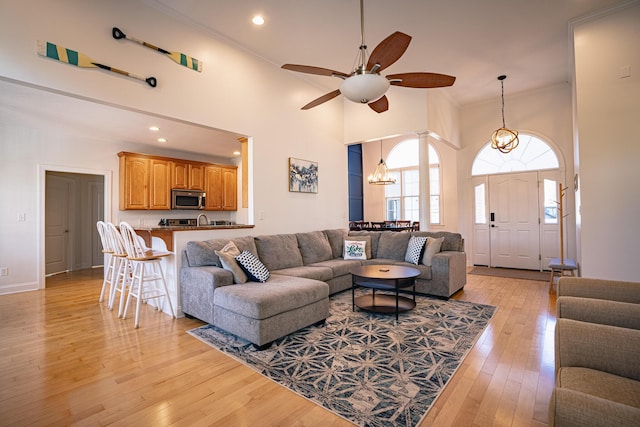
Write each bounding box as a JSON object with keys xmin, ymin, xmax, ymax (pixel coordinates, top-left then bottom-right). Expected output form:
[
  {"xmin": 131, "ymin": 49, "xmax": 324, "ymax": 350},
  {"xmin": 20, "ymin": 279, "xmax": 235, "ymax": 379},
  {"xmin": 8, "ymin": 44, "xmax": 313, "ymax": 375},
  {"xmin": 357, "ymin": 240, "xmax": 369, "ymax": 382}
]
[
  {"xmin": 489, "ymin": 172, "xmax": 541, "ymax": 270},
  {"xmin": 45, "ymin": 175, "xmax": 72, "ymax": 275}
]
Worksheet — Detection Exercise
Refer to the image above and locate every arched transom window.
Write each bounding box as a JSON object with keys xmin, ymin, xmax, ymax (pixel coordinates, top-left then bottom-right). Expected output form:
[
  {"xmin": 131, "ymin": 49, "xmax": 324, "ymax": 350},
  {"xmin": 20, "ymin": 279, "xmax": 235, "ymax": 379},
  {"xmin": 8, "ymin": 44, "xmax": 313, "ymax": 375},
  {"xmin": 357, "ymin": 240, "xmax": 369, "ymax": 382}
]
[{"xmin": 472, "ymin": 133, "xmax": 559, "ymax": 176}]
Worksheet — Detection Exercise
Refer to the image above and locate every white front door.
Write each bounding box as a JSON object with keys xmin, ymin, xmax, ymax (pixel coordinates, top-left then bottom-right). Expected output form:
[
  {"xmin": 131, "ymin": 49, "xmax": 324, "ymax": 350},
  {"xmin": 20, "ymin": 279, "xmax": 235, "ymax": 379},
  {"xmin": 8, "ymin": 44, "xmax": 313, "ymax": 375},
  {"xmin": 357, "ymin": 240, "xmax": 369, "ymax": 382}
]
[
  {"xmin": 45, "ymin": 174, "xmax": 73, "ymax": 275},
  {"xmin": 489, "ymin": 172, "xmax": 541, "ymax": 270}
]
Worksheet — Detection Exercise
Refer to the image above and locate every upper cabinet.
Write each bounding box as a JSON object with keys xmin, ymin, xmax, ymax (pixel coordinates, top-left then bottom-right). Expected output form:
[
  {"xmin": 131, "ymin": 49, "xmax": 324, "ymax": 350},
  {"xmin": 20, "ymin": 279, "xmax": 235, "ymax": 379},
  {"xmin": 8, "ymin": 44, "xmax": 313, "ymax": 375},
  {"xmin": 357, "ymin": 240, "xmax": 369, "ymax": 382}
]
[
  {"xmin": 204, "ymin": 165, "xmax": 237, "ymax": 211},
  {"xmin": 118, "ymin": 152, "xmax": 237, "ymax": 211}
]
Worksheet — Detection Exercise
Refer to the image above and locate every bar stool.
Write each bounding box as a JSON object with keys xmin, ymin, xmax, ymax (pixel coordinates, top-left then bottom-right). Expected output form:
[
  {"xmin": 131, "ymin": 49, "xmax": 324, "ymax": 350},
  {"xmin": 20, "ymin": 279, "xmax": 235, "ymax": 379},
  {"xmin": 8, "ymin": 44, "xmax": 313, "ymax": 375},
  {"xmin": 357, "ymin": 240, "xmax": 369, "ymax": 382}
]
[
  {"xmin": 96, "ymin": 221, "xmax": 114, "ymax": 304},
  {"xmin": 104, "ymin": 222, "xmax": 131, "ymax": 316},
  {"xmin": 119, "ymin": 221, "xmax": 175, "ymax": 328}
]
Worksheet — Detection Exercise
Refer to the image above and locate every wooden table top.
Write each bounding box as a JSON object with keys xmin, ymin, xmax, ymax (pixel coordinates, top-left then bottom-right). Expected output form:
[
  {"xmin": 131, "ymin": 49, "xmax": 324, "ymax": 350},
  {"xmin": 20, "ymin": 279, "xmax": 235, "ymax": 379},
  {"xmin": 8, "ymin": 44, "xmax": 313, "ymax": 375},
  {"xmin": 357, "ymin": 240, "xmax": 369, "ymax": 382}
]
[{"xmin": 351, "ymin": 264, "xmax": 421, "ymax": 280}]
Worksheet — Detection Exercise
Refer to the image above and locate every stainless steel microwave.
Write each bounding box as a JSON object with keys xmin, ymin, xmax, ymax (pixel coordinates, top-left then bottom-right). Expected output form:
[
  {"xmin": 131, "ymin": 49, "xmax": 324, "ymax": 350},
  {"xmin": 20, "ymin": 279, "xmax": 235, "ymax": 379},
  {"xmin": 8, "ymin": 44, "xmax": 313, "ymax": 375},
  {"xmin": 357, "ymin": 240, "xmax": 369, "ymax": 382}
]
[{"xmin": 171, "ymin": 189, "xmax": 206, "ymax": 210}]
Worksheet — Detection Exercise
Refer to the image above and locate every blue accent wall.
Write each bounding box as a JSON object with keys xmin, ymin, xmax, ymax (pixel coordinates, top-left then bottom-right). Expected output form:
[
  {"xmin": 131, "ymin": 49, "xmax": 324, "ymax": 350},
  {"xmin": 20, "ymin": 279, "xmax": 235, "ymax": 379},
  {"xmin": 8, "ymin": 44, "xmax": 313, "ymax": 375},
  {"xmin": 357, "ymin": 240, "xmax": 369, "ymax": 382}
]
[{"xmin": 348, "ymin": 144, "xmax": 363, "ymax": 221}]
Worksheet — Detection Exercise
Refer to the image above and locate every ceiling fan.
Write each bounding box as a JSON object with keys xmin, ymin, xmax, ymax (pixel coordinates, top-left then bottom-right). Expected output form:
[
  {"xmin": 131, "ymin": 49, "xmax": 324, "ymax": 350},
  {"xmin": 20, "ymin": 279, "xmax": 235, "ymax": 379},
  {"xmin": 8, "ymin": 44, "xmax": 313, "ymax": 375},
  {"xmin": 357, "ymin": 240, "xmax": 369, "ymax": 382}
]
[{"xmin": 282, "ymin": 0, "xmax": 456, "ymax": 113}]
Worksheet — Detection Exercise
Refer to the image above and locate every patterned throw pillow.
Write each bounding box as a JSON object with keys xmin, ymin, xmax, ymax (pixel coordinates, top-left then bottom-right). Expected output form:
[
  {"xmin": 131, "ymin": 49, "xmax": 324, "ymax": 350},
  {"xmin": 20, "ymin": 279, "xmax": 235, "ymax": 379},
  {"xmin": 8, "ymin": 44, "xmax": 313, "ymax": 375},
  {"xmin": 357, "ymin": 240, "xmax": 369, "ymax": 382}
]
[
  {"xmin": 214, "ymin": 241, "xmax": 248, "ymax": 284},
  {"xmin": 344, "ymin": 240, "xmax": 367, "ymax": 260},
  {"xmin": 235, "ymin": 250, "xmax": 270, "ymax": 282},
  {"xmin": 404, "ymin": 235, "xmax": 428, "ymax": 265}
]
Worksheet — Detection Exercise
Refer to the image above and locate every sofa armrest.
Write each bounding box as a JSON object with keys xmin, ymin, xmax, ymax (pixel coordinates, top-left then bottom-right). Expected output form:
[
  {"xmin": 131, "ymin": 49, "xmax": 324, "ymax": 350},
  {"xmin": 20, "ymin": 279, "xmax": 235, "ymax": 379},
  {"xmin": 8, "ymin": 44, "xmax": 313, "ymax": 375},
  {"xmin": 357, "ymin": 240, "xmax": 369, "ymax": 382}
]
[
  {"xmin": 180, "ymin": 266, "xmax": 233, "ymax": 324},
  {"xmin": 549, "ymin": 387, "xmax": 640, "ymax": 427},
  {"xmin": 555, "ymin": 318, "xmax": 640, "ymax": 380},
  {"xmin": 557, "ymin": 296, "xmax": 640, "ymax": 329},
  {"xmin": 430, "ymin": 251, "xmax": 467, "ymax": 296},
  {"xmin": 558, "ymin": 277, "xmax": 640, "ymax": 303}
]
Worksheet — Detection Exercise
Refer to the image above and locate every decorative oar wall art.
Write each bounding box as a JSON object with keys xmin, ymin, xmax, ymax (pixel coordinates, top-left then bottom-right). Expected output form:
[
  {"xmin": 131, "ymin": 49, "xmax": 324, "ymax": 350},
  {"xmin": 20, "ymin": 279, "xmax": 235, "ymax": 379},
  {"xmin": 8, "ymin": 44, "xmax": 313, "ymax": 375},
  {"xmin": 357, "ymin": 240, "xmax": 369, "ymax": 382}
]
[
  {"xmin": 112, "ymin": 27, "xmax": 203, "ymax": 72},
  {"xmin": 37, "ymin": 40, "xmax": 157, "ymax": 87}
]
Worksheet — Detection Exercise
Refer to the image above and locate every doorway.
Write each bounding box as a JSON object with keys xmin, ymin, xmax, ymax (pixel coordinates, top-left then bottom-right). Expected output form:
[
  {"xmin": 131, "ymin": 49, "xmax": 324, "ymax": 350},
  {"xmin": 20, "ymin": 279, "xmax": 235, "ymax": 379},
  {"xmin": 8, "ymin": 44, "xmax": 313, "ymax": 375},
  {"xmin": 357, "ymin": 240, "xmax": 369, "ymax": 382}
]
[
  {"xmin": 39, "ymin": 166, "xmax": 111, "ymax": 288},
  {"xmin": 470, "ymin": 134, "xmax": 564, "ymax": 271}
]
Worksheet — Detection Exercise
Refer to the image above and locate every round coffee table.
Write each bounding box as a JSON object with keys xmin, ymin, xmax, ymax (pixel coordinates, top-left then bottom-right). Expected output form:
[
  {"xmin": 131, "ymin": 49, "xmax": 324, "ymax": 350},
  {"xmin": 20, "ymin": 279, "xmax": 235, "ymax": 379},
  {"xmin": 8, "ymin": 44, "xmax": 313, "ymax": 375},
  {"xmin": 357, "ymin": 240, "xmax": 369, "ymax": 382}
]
[{"xmin": 351, "ymin": 265, "xmax": 421, "ymax": 320}]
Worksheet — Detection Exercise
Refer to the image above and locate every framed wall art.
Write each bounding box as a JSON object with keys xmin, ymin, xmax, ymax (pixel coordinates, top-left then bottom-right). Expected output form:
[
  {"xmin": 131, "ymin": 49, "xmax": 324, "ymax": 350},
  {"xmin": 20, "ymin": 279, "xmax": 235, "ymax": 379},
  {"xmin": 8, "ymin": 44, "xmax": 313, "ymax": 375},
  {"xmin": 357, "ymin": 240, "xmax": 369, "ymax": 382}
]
[{"xmin": 289, "ymin": 157, "xmax": 318, "ymax": 193}]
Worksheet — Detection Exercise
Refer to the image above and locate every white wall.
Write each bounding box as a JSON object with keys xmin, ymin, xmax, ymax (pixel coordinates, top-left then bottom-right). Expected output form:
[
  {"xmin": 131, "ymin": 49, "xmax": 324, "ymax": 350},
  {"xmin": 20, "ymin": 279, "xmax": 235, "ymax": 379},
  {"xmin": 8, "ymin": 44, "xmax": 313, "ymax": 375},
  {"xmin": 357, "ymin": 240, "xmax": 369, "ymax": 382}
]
[
  {"xmin": 459, "ymin": 83, "xmax": 575, "ymax": 266},
  {"xmin": 573, "ymin": 3, "xmax": 640, "ymax": 280},
  {"xmin": 0, "ymin": 0, "xmax": 347, "ymax": 293}
]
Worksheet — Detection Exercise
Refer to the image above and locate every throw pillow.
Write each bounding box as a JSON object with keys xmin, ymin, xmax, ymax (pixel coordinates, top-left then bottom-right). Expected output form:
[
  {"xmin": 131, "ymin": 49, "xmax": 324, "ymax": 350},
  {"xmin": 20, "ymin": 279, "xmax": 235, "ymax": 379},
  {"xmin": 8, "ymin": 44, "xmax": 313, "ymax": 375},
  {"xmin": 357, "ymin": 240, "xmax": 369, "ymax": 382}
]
[
  {"xmin": 404, "ymin": 235, "xmax": 428, "ymax": 265},
  {"xmin": 344, "ymin": 240, "xmax": 367, "ymax": 260},
  {"xmin": 342, "ymin": 235, "xmax": 372, "ymax": 259},
  {"xmin": 214, "ymin": 241, "xmax": 248, "ymax": 284},
  {"xmin": 235, "ymin": 250, "xmax": 270, "ymax": 282},
  {"xmin": 422, "ymin": 236, "xmax": 445, "ymax": 266}
]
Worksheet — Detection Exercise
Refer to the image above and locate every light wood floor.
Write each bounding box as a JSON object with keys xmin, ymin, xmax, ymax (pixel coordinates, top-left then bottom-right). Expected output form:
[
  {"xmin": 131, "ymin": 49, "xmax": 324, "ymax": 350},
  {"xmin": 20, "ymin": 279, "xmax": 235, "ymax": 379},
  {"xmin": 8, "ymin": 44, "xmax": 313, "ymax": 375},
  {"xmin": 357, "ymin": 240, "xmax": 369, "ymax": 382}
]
[{"xmin": 0, "ymin": 268, "xmax": 556, "ymax": 426}]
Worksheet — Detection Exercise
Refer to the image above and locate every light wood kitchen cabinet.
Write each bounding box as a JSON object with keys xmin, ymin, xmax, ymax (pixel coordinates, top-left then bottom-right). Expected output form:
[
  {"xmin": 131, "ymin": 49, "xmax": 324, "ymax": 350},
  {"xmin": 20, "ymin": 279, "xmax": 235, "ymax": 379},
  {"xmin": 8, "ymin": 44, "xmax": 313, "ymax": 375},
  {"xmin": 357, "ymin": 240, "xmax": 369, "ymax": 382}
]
[
  {"xmin": 119, "ymin": 153, "xmax": 171, "ymax": 210},
  {"xmin": 119, "ymin": 154, "xmax": 149, "ymax": 210},
  {"xmin": 148, "ymin": 159, "xmax": 171, "ymax": 210},
  {"xmin": 204, "ymin": 165, "xmax": 237, "ymax": 211},
  {"xmin": 171, "ymin": 161, "xmax": 205, "ymax": 190},
  {"xmin": 188, "ymin": 164, "xmax": 205, "ymax": 190},
  {"xmin": 171, "ymin": 161, "xmax": 189, "ymax": 189},
  {"xmin": 119, "ymin": 151, "xmax": 237, "ymax": 211}
]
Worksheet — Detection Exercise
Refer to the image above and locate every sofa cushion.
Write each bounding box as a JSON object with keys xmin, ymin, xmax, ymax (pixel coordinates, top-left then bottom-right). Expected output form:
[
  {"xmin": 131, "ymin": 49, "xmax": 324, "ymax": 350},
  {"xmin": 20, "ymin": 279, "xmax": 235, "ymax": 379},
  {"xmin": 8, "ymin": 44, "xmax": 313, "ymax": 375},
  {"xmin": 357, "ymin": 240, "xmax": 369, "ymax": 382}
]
[
  {"xmin": 309, "ymin": 259, "xmax": 362, "ymax": 277},
  {"xmin": 323, "ymin": 229, "xmax": 348, "ymax": 258},
  {"xmin": 412, "ymin": 231, "xmax": 463, "ymax": 252},
  {"xmin": 271, "ymin": 265, "xmax": 334, "ymax": 282},
  {"xmin": 377, "ymin": 232, "xmax": 412, "ymax": 260},
  {"xmin": 185, "ymin": 236, "xmax": 257, "ymax": 267},
  {"xmin": 235, "ymin": 250, "xmax": 270, "ymax": 282},
  {"xmin": 213, "ymin": 274, "xmax": 329, "ymax": 320},
  {"xmin": 255, "ymin": 234, "xmax": 304, "ymax": 270},
  {"xmin": 348, "ymin": 231, "xmax": 382, "ymax": 258},
  {"xmin": 557, "ymin": 367, "xmax": 640, "ymax": 409},
  {"xmin": 296, "ymin": 231, "xmax": 333, "ymax": 264},
  {"xmin": 215, "ymin": 241, "xmax": 248, "ymax": 284},
  {"xmin": 405, "ymin": 235, "xmax": 428, "ymax": 265}
]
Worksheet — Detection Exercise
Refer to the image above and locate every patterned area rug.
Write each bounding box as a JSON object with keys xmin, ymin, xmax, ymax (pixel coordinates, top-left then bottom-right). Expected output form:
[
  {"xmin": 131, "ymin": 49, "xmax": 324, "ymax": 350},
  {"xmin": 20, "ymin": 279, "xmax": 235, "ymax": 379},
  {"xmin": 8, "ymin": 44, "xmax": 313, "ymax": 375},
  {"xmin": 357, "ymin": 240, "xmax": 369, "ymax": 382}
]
[{"xmin": 188, "ymin": 290, "xmax": 496, "ymax": 427}]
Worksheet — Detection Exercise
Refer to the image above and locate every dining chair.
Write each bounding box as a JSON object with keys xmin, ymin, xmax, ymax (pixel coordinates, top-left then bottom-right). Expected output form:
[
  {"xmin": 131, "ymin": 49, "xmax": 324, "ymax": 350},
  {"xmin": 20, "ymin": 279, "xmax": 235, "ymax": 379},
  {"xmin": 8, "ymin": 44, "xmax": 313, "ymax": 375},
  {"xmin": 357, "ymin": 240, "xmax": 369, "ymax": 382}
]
[
  {"xmin": 370, "ymin": 221, "xmax": 385, "ymax": 229},
  {"xmin": 119, "ymin": 221, "xmax": 175, "ymax": 328},
  {"xmin": 384, "ymin": 220, "xmax": 397, "ymax": 228},
  {"xmin": 412, "ymin": 221, "xmax": 420, "ymax": 231}
]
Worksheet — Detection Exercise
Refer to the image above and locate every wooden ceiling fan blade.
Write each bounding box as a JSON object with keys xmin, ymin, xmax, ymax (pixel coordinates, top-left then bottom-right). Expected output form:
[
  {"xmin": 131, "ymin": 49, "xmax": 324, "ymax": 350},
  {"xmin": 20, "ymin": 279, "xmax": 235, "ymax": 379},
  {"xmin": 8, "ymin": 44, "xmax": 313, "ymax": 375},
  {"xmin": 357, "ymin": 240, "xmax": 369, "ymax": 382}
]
[
  {"xmin": 301, "ymin": 89, "xmax": 342, "ymax": 110},
  {"xmin": 366, "ymin": 32, "xmax": 412, "ymax": 72},
  {"xmin": 388, "ymin": 72, "xmax": 456, "ymax": 88},
  {"xmin": 368, "ymin": 95, "xmax": 389, "ymax": 113},
  {"xmin": 282, "ymin": 64, "xmax": 350, "ymax": 78}
]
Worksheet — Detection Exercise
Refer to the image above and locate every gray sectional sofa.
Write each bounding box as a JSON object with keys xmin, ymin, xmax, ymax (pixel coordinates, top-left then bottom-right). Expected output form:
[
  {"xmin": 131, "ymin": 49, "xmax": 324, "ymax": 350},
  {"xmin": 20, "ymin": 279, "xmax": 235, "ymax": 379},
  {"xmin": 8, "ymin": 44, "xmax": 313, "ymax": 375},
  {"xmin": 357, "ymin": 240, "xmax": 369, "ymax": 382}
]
[
  {"xmin": 549, "ymin": 277, "xmax": 640, "ymax": 427},
  {"xmin": 180, "ymin": 228, "xmax": 466, "ymax": 348}
]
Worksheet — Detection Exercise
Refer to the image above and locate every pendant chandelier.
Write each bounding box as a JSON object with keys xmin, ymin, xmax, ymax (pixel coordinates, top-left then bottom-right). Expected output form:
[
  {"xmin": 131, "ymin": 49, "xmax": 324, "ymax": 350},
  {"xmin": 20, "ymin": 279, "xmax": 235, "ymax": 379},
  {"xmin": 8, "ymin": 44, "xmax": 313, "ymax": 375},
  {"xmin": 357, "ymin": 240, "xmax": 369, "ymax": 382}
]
[
  {"xmin": 491, "ymin": 75, "xmax": 519, "ymax": 153},
  {"xmin": 368, "ymin": 140, "xmax": 396, "ymax": 185}
]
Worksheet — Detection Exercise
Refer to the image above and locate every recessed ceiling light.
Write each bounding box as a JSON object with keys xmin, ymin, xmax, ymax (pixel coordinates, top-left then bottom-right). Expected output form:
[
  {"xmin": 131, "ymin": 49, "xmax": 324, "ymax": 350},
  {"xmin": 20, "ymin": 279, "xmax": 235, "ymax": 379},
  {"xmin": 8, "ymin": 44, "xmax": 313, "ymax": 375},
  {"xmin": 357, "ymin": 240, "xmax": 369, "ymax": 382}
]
[
  {"xmin": 157, "ymin": 137, "xmax": 167, "ymax": 143},
  {"xmin": 252, "ymin": 15, "xmax": 265, "ymax": 26},
  {"xmin": 233, "ymin": 151, "xmax": 241, "ymax": 156},
  {"xmin": 149, "ymin": 126, "xmax": 160, "ymax": 132}
]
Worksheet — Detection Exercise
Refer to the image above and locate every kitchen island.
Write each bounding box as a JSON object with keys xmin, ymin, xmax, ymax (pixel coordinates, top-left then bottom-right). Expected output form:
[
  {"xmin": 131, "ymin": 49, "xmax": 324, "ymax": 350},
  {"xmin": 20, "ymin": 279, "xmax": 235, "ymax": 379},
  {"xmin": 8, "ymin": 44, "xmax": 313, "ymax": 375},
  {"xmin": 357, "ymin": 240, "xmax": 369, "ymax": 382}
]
[{"xmin": 133, "ymin": 224, "xmax": 254, "ymax": 250}]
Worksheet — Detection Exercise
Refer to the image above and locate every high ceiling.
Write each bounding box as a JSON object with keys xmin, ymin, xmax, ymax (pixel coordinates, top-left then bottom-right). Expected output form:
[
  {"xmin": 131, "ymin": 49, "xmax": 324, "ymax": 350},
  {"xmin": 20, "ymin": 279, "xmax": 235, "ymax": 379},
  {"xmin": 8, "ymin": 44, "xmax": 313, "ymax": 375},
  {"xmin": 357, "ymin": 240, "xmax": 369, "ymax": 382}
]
[
  {"xmin": 3, "ymin": 0, "xmax": 625, "ymax": 157},
  {"xmin": 151, "ymin": 0, "xmax": 624, "ymax": 105}
]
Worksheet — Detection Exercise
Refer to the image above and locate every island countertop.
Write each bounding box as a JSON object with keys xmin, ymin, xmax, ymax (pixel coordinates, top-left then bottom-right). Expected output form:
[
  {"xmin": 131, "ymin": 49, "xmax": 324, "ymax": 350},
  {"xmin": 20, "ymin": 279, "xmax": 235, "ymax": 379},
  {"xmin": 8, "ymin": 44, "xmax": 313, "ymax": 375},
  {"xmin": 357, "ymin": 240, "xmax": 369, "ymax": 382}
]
[{"xmin": 134, "ymin": 224, "xmax": 254, "ymax": 249}]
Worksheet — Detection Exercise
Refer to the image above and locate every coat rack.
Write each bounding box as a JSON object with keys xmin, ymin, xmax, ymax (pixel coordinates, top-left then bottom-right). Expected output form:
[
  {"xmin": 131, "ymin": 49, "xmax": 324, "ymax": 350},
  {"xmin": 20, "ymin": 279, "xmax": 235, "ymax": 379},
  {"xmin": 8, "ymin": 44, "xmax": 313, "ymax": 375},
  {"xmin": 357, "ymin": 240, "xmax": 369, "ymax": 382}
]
[{"xmin": 548, "ymin": 182, "xmax": 577, "ymax": 292}]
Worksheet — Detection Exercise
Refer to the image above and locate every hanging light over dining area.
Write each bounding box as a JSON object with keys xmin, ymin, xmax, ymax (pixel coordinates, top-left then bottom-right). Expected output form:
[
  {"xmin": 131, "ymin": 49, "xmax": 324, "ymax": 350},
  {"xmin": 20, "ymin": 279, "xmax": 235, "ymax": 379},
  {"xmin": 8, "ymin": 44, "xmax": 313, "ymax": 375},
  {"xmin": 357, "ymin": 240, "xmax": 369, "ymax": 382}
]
[{"xmin": 368, "ymin": 140, "xmax": 396, "ymax": 185}]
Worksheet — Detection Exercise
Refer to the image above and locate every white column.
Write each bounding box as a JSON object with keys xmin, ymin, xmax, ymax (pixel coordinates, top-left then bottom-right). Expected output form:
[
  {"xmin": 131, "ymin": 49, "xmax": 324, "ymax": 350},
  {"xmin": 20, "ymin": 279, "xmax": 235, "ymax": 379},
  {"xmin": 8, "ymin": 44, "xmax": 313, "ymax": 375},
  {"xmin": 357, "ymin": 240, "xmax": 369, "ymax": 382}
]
[{"xmin": 418, "ymin": 132, "xmax": 430, "ymax": 231}]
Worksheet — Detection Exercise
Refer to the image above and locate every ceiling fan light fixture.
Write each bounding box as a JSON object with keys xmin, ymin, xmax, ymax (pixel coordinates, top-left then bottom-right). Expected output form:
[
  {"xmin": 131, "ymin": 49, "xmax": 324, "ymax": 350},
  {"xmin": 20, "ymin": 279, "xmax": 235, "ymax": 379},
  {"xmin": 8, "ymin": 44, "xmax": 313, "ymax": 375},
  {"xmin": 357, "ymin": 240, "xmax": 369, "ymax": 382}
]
[
  {"xmin": 491, "ymin": 75, "xmax": 519, "ymax": 153},
  {"xmin": 340, "ymin": 73, "xmax": 390, "ymax": 103},
  {"xmin": 368, "ymin": 140, "xmax": 396, "ymax": 185}
]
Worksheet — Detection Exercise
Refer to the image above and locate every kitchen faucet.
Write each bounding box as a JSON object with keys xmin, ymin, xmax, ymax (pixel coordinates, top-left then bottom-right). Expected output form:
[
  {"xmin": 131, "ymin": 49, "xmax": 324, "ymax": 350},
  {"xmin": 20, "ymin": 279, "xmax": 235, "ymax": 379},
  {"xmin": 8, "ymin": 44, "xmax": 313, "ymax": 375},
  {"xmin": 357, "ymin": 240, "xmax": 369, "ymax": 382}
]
[{"xmin": 197, "ymin": 213, "xmax": 208, "ymax": 226}]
